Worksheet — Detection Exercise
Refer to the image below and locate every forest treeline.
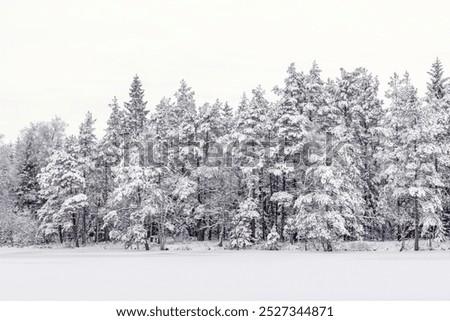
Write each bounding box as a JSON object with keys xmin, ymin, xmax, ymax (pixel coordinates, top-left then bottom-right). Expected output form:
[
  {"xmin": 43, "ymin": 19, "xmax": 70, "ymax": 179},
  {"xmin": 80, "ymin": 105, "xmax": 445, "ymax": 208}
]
[{"xmin": 1, "ymin": 59, "xmax": 449, "ymax": 251}]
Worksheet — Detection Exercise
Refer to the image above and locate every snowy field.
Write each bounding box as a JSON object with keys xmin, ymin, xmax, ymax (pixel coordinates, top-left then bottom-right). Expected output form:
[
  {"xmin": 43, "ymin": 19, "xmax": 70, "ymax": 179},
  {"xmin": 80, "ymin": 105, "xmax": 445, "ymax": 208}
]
[{"xmin": 1, "ymin": 246, "xmax": 450, "ymax": 300}]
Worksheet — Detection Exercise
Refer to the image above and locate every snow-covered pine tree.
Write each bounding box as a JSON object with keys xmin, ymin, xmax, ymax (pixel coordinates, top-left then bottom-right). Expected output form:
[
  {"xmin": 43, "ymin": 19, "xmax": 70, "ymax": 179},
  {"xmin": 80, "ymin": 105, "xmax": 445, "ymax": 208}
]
[
  {"xmin": 342, "ymin": 68, "xmax": 384, "ymax": 238},
  {"xmin": 425, "ymin": 59, "xmax": 450, "ymax": 238},
  {"xmin": 294, "ymin": 155, "xmax": 364, "ymax": 251},
  {"xmin": 194, "ymin": 100, "xmax": 225, "ymax": 240},
  {"xmin": 123, "ymin": 75, "xmax": 149, "ymax": 138},
  {"xmin": 198, "ymin": 100, "xmax": 239, "ymax": 245},
  {"xmin": 78, "ymin": 111, "xmax": 98, "ymax": 245},
  {"xmin": 151, "ymin": 97, "xmax": 172, "ymax": 141},
  {"xmin": 104, "ymin": 143, "xmax": 162, "ymax": 250},
  {"xmin": 427, "ymin": 58, "xmax": 448, "ymax": 101},
  {"xmin": 303, "ymin": 61, "xmax": 325, "ymax": 122},
  {"xmin": 174, "ymin": 80, "xmax": 198, "ymax": 172},
  {"xmin": 236, "ymin": 92, "xmax": 249, "ymax": 118},
  {"xmin": 271, "ymin": 63, "xmax": 312, "ymax": 240},
  {"xmin": 0, "ymin": 137, "xmax": 14, "ymax": 207},
  {"xmin": 153, "ymin": 82, "xmax": 200, "ymax": 240},
  {"xmin": 105, "ymin": 96, "xmax": 125, "ymax": 148},
  {"xmin": 197, "ymin": 100, "xmax": 224, "ymax": 166},
  {"xmin": 233, "ymin": 86, "xmax": 269, "ymax": 239},
  {"xmin": 152, "ymin": 82, "xmax": 198, "ymax": 171},
  {"xmin": 294, "ymin": 77, "xmax": 365, "ymax": 251},
  {"xmin": 37, "ymin": 136, "xmax": 86, "ymax": 247},
  {"xmin": 15, "ymin": 118, "xmax": 67, "ymax": 215},
  {"xmin": 96, "ymin": 97, "xmax": 125, "ymax": 242},
  {"xmin": 16, "ymin": 134, "xmax": 40, "ymax": 213},
  {"xmin": 221, "ymin": 101, "xmax": 234, "ymax": 136},
  {"xmin": 0, "ymin": 138, "xmax": 33, "ymax": 245},
  {"xmin": 379, "ymin": 72, "xmax": 445, "ymax": 251}
]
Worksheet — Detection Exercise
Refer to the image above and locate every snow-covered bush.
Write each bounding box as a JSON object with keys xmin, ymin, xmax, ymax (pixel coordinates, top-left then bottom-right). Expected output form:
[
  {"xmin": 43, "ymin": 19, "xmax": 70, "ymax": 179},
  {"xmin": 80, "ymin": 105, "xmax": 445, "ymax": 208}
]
[
  {"xmin": 265, "ymin": 225, "xmax": 280, "ymax": 250},
  {"xmin": 0, "ymin": 210, "xmax": 38, "ymax": 246},
  {"xmin": 228, "ymin": 198, "xmax": 259, "ymax": 250},
  {"xmin": 283, "ymin": 217, "xmax": 297, "ymax": 245}
]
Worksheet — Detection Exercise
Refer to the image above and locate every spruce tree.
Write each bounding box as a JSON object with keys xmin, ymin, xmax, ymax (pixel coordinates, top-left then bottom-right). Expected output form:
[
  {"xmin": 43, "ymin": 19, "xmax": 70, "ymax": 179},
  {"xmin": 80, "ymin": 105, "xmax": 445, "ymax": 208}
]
[
  {"xmin": 123, "ymin": 75, "xmax": 149, "ymax": 138},
  {"xmin": 78, "ymin": 112, "xmax": 98, "ymax": 245},
  {"xmin": 15, "ymin": 118, "xmax": 67, "ymax": 215},
  {"xmin": 37, "ymin": 136, "xmax": 86, "ymax": 247},
  {"xmin": 379, "ymin": 72, "xmax": 445, "ymax": 251},
  {"xmin": 294, "ymin": 76, "xmax": 365, "ymax": 251},
  {"xmin": 96, "ymin": 97, "xmax": 125, "ymax": 241},
  {"xmin": 234, "ymin": 86, "xmax": 269, "ymax": 239},
  {"xmin": 272, "ymin": 63, "xmax": 312, "ymax": 239},
  {"xmin": 427, "ymin": 58, "xmax": 448, "ymax": 100},
  {"xmin": 221, "ymin": 101, "xmax": 234, "ymax": 135}
]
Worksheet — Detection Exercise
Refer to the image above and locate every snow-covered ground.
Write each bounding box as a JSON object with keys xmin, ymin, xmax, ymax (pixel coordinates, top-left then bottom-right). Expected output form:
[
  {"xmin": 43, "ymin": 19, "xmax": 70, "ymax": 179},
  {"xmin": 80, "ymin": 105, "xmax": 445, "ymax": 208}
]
[{"xmin": 0, "ymin": 246, "xmax": 449, "ymax": 300}]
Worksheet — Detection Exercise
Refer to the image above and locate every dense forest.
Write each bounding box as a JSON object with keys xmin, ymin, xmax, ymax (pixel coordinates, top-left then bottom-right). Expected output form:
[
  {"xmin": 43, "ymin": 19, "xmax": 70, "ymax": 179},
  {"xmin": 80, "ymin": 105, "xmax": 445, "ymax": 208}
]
[{"xmin": 1, "ymin": 59, "xmax": 449, "ymax": 251}]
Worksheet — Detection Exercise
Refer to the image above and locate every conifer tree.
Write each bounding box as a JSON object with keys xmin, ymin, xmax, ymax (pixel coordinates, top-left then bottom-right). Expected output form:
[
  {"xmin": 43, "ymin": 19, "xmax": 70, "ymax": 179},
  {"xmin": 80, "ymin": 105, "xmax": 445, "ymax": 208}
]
[
  {"xmin": 379, "ymin": 72, "xmax": 445, "ymax": 251},
  {"xmin": 78, "ymin": 112, "xmax": 98, "ymax": 244},
  {"xmin": 271, "ymin": 63, "xmax": 312, "ymax": 239},
  {"xmin": 37, "ymin": 136, "xmax": 86, "ymax": 247},
  {"xmin": 294, "ymin": 76, "xmax": 365, "ymax": 251},
  {"xmin": 104, "ymin": 145, "xmax": 164, "ymax": 250},
  {"xmin": 221, "ymin": 101, "xmax": 234, "ymax": 136},
  {"xmin": 304, "ymin": 61, "xmax": 325, "ymax": 121},
  {"xmin": 236, "ymin": 92, "xmax": 249, "ymax": 117},
  {"xmin": 174, "ymin": 80, "xmax": 198, "ymax": 171},
  {"xmin": 15, "ymin": 118, "xmax": 67, "ymax": 215},
  {"xmin": 234, "ymin": 86, "xmax": 269, "ymax": 239},
  {"xmin": 123, "ymin": 75, "xmax": 149, "ymax": 138},
  {"xmin": 427, "ymin": 58, "xmax": 448, "ymax": 100},
  {"xmin": 96, "ymin": 97, "xmax": 125, "ymax": 241},
  {"xmin": 194, "ymin": 100, "xmax": 225, "ymax": 240},
  {"xmin": 425, "ymin": 60, "xmax": 450, "ymax": 238}
]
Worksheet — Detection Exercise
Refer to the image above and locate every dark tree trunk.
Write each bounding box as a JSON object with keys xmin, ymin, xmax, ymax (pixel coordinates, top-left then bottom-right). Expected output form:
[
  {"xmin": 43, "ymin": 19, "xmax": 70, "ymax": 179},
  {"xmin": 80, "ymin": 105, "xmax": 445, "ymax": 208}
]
[
  {"xmin": 104, "ymin": 226, "xmax": 110, "ymax": 242},
  {"xmin": 218, "ymin": 224, "xmax": 224, "ymax": 247},
  {"xmin": 72, "ymin": 213, "xmax": 79, "ymax": 248},
  {"xmin": 414, "ymin": 197, "xmax": 420, "ymax": 251},
  {"xmin": 197, "ymin": 219, "xmax": 205, "ymax": 241},
  {"xmin": 58, "ymin": 225, "xmax": 63, "ymax": 244},
  {"xmin": 81, "ymin": 208, "xmax": 87, "ymax": 245},
  {"xmin": 250, "ymin": 218, "xmax": 256, "ymax": 239},
  {"xmin": 159, "ymin": 222, "xmax": 166, "ymax": 251},
  {"xmin": 95, "ymin": 218, "xmax": 99, "ymax": 243},
  {"xmin": 280, "ymin": 173, "xmax": 287, "ymax": 241}
]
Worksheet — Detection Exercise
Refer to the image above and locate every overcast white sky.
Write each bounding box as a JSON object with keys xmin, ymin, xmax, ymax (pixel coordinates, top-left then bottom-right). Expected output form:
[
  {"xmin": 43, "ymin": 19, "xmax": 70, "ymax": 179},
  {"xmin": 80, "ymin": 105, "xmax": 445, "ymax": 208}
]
[{"xmin": 1, "ymin": 0, "xmax": 449, "ymax": 142}]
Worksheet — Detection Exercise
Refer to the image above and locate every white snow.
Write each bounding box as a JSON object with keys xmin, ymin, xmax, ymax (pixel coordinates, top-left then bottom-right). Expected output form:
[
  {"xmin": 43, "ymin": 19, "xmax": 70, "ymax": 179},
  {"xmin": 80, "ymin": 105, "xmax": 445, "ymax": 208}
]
[{"xmin": 0, "ymin": 247, "xmax": 449, "ymax": 300}]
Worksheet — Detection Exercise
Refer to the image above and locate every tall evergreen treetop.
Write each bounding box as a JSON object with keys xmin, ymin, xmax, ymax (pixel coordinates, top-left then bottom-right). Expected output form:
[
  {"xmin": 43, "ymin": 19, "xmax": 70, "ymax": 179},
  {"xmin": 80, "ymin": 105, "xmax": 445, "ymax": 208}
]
[
  {"xmin": 174, "ymin": 79, "xmax": 197, "ymax": 144},
  {"xmin": 237, "ymin": 92, "xmax": 249, "ymax": 118},
  {"xmin": 273, "ymin": 63, "xmax": 306, "ymax": 115},
  {"xmin": 174, "ymin": 79, "xmax": 197, "ymax": 120},
  {"xmin": 427, "ymin": 58, "xmax": 448, "ymax": 100},
  {"xmin": 221, "ymin": 101, "xmax": 234, "ymax": 136},
  {"xmin": 124, "ymin": 75, "xmax": 149, "ymax": 137},
  {"xmin": 105, "ymin": 97, "xmax": 124, "ymax": 147},
  {"xmin": 79, "ymin": 111, "xmax": 97, "ymax": 159}
]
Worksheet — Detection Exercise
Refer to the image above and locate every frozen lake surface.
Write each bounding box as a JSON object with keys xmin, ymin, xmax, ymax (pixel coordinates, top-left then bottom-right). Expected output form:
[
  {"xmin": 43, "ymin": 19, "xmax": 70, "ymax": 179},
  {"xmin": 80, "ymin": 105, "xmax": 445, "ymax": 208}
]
[{"xmin": 0, "ymin": 248, "xmax": 449, "ymax": 300}]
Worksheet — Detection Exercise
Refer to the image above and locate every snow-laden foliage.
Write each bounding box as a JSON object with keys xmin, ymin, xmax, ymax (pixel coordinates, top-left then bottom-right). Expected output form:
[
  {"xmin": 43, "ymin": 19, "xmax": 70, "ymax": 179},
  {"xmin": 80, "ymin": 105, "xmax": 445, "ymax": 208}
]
[
  {"xmin": 265, "ymin": 225, "xmax": 280, "ymax": 250},
  {"xmin": 2, "ymin": 61, "xmax": 450, "ymax": 251},
  {"xmin": 378, "ymin": 72, "xmax": 447, "ymax": 250},
  {"xmin": 228, "ymin": 198, "xmax": 259, "ymax": 249},
  {"xmin": 37, "ymin": 137, "xmax": 87, "ymax": 246}
]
